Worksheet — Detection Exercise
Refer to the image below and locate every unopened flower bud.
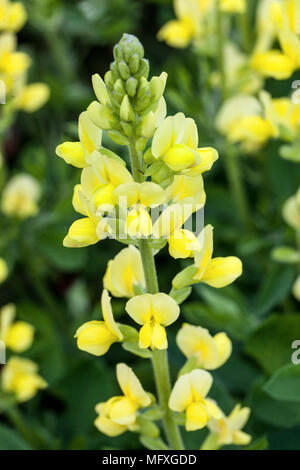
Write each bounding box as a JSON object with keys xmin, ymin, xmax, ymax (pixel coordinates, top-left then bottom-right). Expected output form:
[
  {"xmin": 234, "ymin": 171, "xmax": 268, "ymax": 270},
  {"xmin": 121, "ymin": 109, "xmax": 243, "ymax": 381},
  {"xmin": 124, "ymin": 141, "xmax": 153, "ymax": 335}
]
[
  {"xmin": 126, "ymin": 77, "xmax": 138, "ymax": 97},
  {"xmin": 128, "ymin": 54, "xmax": 140, "ymax": 74},
  {"xmin": 150, "ymin": 72, "xmax": 168, "ymax": 101},
  {"xmin": 120, "ymin": 95, "xmax": 135, "ymax": 122},
  {"xmin": 92, "ymin": 74, "xmax": 109, "ymax": 105},
  {"xmin": 118, "ymin": 60, "xmax": 131, "ymax": 80},
  {"xmin": 136, "ymin": 58, "xmax": 149, "ymax": 79}
]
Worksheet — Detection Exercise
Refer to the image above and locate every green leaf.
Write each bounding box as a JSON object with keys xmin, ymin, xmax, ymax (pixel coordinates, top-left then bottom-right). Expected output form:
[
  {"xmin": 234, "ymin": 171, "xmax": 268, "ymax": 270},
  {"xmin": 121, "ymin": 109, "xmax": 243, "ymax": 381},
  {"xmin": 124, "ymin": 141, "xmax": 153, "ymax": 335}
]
[
  {"xmin": 244, "ymin": 436, "xmax": 268, "ymax": 450},
  {"xmin": 264, "ymin": 364, "xmax": 300, "ymax": 402},
  {"xmin": 253, "ymin": 265, "xmax": 295, "ymax": 317},
  {"xmin": 245, "ymin": 314, "xmax": 300, "ymax": 374},
  {"xmin": 271, "ymin": 246, "xmax": 300, "ymax": 264},
  {"xmin": 140, "ymin": 435, "xmax": 169, "ymax": 450},
  {"xmin": 122, "ymin": 342, "xmax": 152, "ymax": 358},
  {"xmin": 183, "ymin": 285, "xmax": 256, "ymax": 340},
  {"xmin": 0, "ymin": 424, "xmax": 31, "ymax": 450},
  {"xmin": 250, "ymin": 383, "xmax": 300, "ymax": 428}
]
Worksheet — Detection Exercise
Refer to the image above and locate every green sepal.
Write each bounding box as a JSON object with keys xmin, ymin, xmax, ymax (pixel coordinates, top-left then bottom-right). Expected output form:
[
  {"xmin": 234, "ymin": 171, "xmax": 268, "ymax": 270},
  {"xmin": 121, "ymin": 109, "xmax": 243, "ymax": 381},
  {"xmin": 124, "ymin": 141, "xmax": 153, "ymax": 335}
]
[
  {"xmin": 142, "ymin": 405, "xmax": 165, "ymax": 421},
  {"xmin": 170, "ymin": 287, "xmax": 192, "ymax": 305},
  {"xmin": 122, "ymin": 341, "xmax": 152, "ymax": 359},
  {"xmin": 140, "ymin": 436, "xmax": 169, "ymax": 450},
  {"xmin": 172, "ymin": 265, "xmax": 199, "ymax": 290},
  {"xmin": 118, "ymin": 324, "xmax": 139, "ymax": 343}
]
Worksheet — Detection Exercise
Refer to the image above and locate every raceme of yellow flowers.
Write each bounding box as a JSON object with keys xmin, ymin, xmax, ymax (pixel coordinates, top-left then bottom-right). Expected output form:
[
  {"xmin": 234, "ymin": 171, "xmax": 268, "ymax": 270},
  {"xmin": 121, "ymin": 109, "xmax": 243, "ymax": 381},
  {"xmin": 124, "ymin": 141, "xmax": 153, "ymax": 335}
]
[
  {"xmin": 0, "ymin": 303, "xmax": 47, "ymax": 402},
  {"xmin": 159, "ymin": 0, "xmax": 300, "ymax": 157},
  {"xmin": 56, "ymin": 34, "xmax": 249, "ymax": 450},
  {"xmin": 0, "ymin": 0, "xmax": 49, "ymax": 112}
]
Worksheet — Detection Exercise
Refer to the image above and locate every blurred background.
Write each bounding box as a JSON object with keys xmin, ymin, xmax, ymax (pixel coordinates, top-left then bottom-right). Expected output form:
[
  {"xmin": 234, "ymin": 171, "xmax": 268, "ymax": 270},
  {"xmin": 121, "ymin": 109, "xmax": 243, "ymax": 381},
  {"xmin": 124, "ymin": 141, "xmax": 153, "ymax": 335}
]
[{"xmin": 1, "ymin": 0, "xmax": 300, "ymax": 450}]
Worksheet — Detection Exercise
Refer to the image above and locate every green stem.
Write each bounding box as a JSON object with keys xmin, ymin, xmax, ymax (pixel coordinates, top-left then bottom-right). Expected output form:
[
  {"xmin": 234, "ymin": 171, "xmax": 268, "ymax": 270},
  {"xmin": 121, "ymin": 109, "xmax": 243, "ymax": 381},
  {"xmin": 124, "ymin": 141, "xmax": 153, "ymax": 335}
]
[
  {"xmin": 200, "ymin": 432, "xmax": 221, "ymax": 450},
  {"xmin": 5, "ymin": 407, "xmax": 43, "ymax": 449},
  {"xmin": 216, "ymin": 0, "xmax": 227, "ymax": 100},
  {"xmin": 223, "ymin": 142, "xmax": 252, "ymax": 231},
  {"xmin": 238, "ymin": 0, "xmax": 252, "ymax": 53},
  {"xmin": 129, "ymin": 137, "xmax": 184, "ymax": 450}
]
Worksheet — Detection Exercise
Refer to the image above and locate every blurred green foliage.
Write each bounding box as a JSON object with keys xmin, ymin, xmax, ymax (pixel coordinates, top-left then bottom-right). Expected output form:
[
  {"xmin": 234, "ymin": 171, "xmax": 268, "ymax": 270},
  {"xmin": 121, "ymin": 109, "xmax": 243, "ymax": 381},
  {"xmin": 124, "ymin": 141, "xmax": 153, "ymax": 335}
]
[{"xmin": 0, "ymin": 0, "xmax": 300, "ymax": 450}]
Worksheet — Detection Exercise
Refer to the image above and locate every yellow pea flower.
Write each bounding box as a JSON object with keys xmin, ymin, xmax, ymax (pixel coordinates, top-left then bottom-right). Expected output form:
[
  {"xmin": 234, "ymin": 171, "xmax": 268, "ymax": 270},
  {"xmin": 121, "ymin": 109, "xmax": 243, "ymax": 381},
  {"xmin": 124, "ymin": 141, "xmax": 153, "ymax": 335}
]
[
  {"xmin": 169, "ymin": 369, "xmax": 222, "ymax": 431},
  {"xmin": 0, "ymin": 32, "xmax": 30, "ymax": 93},
  {"xmin": 80, "ymin": 152, "xmax": 132, "ymax": 208},
  {"xmin": 157, "ymin": 0, "xmax": 201, "ymax": 48},
  {"xmin": 1, "ymin": 173, "xmax": 41, "ymax": 218},
  {"xmin": 251, "ymin": 49, "xmax": 296, "ymax": 80},
  {"xmin": 282, "ymin": 188, "xmax": 300, "ymax": 230},
  {"xmin": 260, "ymin": 91, "xmax": 300, "ymax": 140},
  {"xmin": 114, "ymin": 181, "xmax": 166, "ymax": 239},
  {"xmin": 125, "ymin": 293, "xmax": 180, "ymax": 350},
  {"xmin": 208, "ymin": 404, "xmax": 251, "ymax": 446},
  {"xmin": 114, "ymin": 181, "xmax": 166, "ymax": 209},
  {"xmin": 0, "ymin": 304, "xmax": 34, "ymax": 353},
  {"xmin": 56, "ymin": 112, "xmax": 102, "ymax": 168},
  {"xmin": 193, "ymin": 225, "xmax": 242, "ymax": 287},
  {"xmin": 104, "ymin": 246, "xmax": 146, "ymax": 298},
  {"xmin": 166, "ymin": 174, "xmax": 206, "ymax": 210},
  {"xmin": 15, "ymin": 83, "xmax": 50, "ymax": 113},
  {"xmin": 177, "ymin": 323, "xmax": 232, "ymax": 369},
  {"xmin": 75, "ymin": 290, "xmax": 123, "ymax": 356},
  {"xmin": 153, "ymin": 198, "xmax": 199, "ymax": 259},
  {"xmin": 94, "ymin": 363, "xmax": 152, "ymax": 436},
  {"xmin": 216, "ymin": 94, "xmax": 274, "ymax": 152},
  {"xmin": 2, "ymin": 356, "xmax": 47, "ymax": 402},
  {"xmin": 152, "ymin": 113, "xmax": 218, "ymax": 175},
  {"xmin": 64, "ymin": 186, "xmax": 105, "ymax": 248},
  {"xmin": 0, "ymin": 0, "xmax": 27, "ymax": 32},
  {"xmin": 0, "ymin": 258, "xmax": 8, "ymax": 283}
]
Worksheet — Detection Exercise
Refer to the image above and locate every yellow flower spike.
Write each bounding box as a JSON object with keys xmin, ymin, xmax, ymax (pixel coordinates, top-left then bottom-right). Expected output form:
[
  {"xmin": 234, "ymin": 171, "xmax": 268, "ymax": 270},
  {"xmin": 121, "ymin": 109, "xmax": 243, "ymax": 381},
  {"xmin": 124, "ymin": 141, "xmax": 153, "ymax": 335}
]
[
  {"xmin": 0, "ymin": 0, "xmax": 27, "ymax": 32},
  {"xmin": 0, "ymin": 257, "xmax": 8, "ymax": 283},
  {"xmin": 208, "ymin": 404, "xmax": 251, "ymax": 446},
  {"xmin": 2, "ymin": 356, "xmax": 47, "ymax": 402},
  {"xmin": 56, "ymin": 112, "xmax": 102, "ymax": 168},
  {"xmin": 75, "ymin": 289, "xmax": 123, "ymax": 356},
  {"xmin": 193, "ymin": 225, "xmax": 242, "ymax": 288},
  {"xmin": 94, "ymin": 363, "xmax": 152, "ymax": 436},
  {"xmin": 16, "ymin": 83, "xmax": 50, "ymax": 113},
  {"xmin": 114, "ymin": 181, "xmax": 166, "ymax": 208},
  {"xmin": 152, "ymin": 113, "xmax": 218, "ymax": 175},
  {"xmin": 125, "ymin": 293, "xmax": 180, "ymax": 350},
  {"xmin": 169, "ymin": 369, "xmax": 222, "ymax": 431},
  {"xmin": 0, "ymin": 303, "xmax": 34, "ymax": 353},
  {"xmin": 1, "ymin": 173, "xmax": 41, "ymax": 218},
  {"xmin": 176, "ymin": 323, "xmax": 232, "ymax": 370},
  {"xmin": 103, "ymin": 246, "xmax": 146, "ymax": 298},
  {"xmin": 282, "ymin": 188, "xmax": 300, "ymax": 229}
]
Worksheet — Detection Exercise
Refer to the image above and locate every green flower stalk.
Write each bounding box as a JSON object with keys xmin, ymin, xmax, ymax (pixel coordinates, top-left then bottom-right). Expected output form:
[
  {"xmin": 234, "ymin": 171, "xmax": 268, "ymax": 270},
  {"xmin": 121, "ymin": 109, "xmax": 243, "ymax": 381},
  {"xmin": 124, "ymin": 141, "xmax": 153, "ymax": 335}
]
[{"xmin": 56, "ymin": 33, "xmax": 247, "ymax": 451}]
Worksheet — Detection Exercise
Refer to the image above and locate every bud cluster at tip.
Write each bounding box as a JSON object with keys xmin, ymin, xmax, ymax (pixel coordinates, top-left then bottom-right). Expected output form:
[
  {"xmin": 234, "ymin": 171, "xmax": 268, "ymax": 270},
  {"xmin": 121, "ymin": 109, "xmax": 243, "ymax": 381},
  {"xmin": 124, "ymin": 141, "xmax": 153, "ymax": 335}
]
[{"xmin": 88, "ymin": 33, "xmax": 167, "ymax": 143}]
